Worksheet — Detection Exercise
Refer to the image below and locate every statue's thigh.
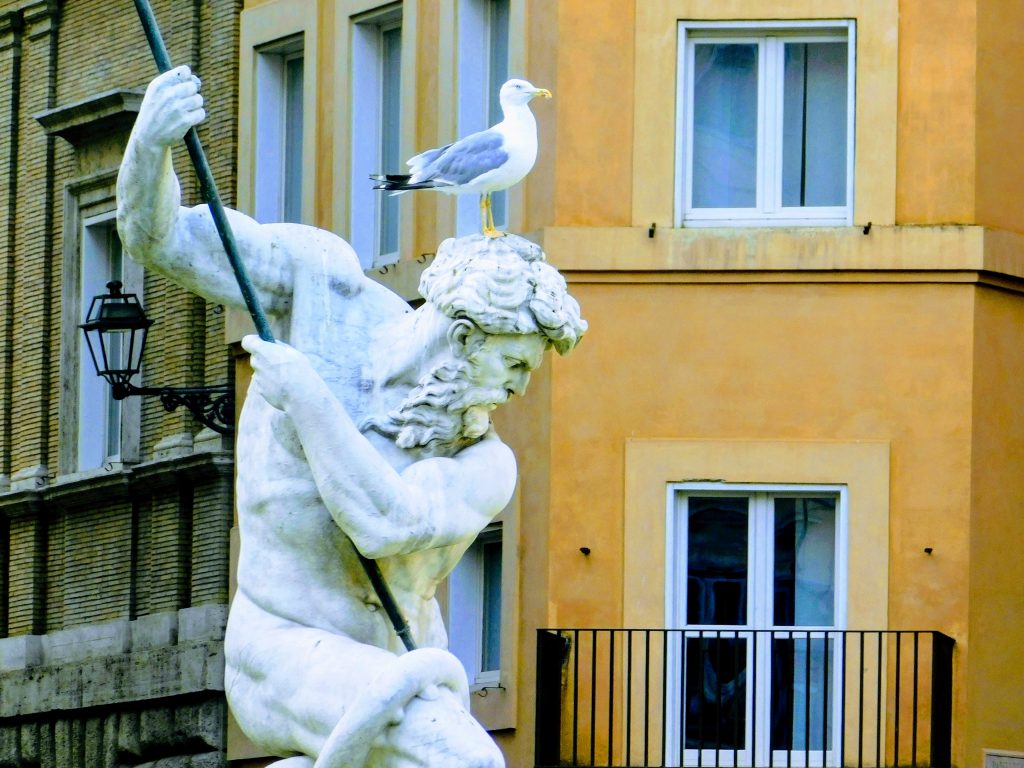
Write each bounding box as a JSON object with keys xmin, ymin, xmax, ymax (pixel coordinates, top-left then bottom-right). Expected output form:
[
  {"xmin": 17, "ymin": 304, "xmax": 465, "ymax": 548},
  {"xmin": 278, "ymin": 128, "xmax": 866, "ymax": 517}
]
[{"xmin": 227, "ymin": 619, "xmax": 394, "ymax": 757}]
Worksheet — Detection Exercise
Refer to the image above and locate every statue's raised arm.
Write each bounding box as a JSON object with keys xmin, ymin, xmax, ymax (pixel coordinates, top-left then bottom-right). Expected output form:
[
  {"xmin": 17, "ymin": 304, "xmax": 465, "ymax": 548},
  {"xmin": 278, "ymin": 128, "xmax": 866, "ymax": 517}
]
[{"xmin": 116, "ymin": 65, "xmax": 361, "ymax": 317}]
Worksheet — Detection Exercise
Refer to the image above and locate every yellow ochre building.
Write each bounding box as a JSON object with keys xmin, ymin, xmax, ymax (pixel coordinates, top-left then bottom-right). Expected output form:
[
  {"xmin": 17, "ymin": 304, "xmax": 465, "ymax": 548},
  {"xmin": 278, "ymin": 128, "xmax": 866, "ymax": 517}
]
[{"xmin": 228, "ymin": 1, "xmax": 1024, "ymax": 766}]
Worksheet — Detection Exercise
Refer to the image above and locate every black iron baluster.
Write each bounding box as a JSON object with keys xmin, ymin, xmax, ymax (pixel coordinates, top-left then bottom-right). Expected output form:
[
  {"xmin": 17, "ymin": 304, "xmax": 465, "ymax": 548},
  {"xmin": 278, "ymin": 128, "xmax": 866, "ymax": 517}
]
[
  {"xmin": 822, "ymin": 632, "xmax": 830, "ymax": 767},
  {"xmin": 857, "ymin": 633, "xmax": 865, "ymax": 768},
  {"xmin": 894, "ymin": 632, "xmax": 902, "ymax": 767},
  {"xmin": 609, "ymin": 631, "xmax": 616, "ymax": 766},
  {"xmin": 875, "ymin": 633, "xmax": 882, "ymax": 768},
  {"xmin": 662, "ymin": 631, "xmax": 669, "ymax": 768},
  {"xmin": 698, "ymin": 633, "xmax": 704, "ymax": 768},
  {"xmin": 715, "ymin": 630, "xmax": 722, "ymax": 768},
  {"xmin": 591, "ymin": 631, "xmax": 598, "ymax": 767},
  {"xmin": 752, "ymin": 632, "xmax": 760, "ymax": 768},
  {"xmin": 626, "ymin": 631, "xmax": 633, "ymax": 767},
  {"xmin": 840, "ymin": 632, "xmax": 848, "ymax": 768},
  {"xmin": 644, "ymin": 629, "xmax": 651, "ymax": 766},
  {"xmin": 804, "ymin": 632, "xmax": 811, "ymax": 768},
  {"xmin": 732, "ymin": 632, "xmax": 740, "ymax": 768},
  {"xmin": 786, "ymin": 630, "xmax": 793, "ymax": 768},
  {"xmin": 911, "ymin": 632, "xmax": 919, "ymax": 768},
  {"xmin": 574, "ymin": 629, "xmax": 581, "ymax": 767}
]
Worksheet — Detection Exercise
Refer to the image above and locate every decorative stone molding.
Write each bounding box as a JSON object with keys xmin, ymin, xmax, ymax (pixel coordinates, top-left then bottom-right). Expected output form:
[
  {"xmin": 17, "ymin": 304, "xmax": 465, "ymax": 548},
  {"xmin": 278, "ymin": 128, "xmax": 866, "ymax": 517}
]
[{"xmin": 35, "ymin": 88, "xmax": 144, "ymax": 148}]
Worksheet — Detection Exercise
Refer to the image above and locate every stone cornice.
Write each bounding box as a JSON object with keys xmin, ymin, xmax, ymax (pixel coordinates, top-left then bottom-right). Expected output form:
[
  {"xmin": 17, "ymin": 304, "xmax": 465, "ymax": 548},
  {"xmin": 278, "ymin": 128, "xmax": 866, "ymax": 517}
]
[
  {"xmin": 34, "ymin": 88, "xmax": 144, "ymax": 147},
  {"xmin": 0, "ymin": 450, "xmax": 233, "ymax": 520}
]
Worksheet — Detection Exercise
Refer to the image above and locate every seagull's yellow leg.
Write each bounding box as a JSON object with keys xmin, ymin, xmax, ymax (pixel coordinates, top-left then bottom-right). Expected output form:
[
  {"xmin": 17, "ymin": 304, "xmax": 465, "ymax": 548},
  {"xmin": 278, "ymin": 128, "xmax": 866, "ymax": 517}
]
[
  {"xmin": 482, "ymin": 193, "xmax": 505, "ymax": 238},
  {"xmin": 479, "ymin": 195, "xmax": 488, "ymax": 232}
]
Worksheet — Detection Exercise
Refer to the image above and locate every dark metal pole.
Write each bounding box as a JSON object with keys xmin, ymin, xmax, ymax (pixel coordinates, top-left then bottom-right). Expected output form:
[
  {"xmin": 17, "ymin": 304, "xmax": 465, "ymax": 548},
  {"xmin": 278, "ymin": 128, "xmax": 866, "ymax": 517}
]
[{"xmin": 131, "ymin": 0, "xmax": 417, "ymax": 653}]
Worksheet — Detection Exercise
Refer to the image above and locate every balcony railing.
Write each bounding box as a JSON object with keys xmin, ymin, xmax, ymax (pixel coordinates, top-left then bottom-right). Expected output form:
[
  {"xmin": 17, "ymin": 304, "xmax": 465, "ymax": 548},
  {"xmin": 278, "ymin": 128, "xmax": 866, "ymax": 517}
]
[{"xmin": 536, "ymin": 629, "xmax": 954, "ymax": 768}]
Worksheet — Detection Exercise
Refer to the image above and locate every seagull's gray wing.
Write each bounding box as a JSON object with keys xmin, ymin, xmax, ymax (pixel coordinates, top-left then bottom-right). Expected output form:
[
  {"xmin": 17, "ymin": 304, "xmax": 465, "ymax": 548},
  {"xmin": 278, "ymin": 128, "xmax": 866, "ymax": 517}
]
[{"xmin": 424, "ymin": 129, "xmax": 509, "ymax": 185}]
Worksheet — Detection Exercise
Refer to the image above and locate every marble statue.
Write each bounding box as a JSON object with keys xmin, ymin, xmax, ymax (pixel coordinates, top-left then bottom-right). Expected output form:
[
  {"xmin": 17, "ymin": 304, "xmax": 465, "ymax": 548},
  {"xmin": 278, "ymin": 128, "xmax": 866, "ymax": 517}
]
[{"xmin": 116, "ymin": 67, "xmax": 586, "ymax": 768}]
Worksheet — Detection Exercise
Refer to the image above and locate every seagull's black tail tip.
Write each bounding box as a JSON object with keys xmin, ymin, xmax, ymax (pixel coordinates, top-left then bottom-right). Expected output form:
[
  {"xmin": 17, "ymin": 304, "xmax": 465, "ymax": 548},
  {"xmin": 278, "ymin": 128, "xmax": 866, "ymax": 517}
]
[{"xmin": 370, "ymin": 174, "xmax": 446, "ymax": 192}]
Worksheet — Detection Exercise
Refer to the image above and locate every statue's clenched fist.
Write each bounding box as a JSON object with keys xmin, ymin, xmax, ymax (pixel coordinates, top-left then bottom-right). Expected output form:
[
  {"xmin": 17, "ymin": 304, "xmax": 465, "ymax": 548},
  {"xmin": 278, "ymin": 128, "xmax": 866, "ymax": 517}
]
[{"xmin": 135, "ymin": 65, "xmax": 205, "ymax": 147}]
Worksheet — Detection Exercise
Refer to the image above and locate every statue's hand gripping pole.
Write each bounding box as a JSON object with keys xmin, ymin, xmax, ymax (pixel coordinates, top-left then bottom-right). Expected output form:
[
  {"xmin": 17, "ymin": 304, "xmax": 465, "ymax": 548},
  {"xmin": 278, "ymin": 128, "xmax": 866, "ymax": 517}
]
[{"xmin": 132, "ymin": 0, "xmax": 417, "ymax": 653}]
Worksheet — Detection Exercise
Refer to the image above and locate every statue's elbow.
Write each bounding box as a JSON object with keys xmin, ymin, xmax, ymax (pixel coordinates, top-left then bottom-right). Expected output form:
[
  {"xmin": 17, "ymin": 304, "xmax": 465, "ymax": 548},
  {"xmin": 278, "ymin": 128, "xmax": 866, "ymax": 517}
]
[{"xmin": 350, "ymin": 531, "xmax": 402, "ymax": 560}]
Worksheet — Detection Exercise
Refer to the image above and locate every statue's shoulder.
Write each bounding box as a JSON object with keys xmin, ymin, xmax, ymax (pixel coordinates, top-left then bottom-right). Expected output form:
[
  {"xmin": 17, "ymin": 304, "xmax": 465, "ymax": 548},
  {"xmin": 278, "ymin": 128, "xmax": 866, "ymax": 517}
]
[{"xmin": 262, "ymin": 222, "xmax": 365, "ymax": 292}]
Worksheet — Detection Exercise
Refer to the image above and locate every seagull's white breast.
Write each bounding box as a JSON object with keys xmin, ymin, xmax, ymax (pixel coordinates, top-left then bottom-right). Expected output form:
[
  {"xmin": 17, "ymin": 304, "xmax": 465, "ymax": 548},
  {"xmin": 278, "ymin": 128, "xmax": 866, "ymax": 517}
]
[{"xmin": 450, "ymin": 105, "xmax": 539, "ymax": 196}]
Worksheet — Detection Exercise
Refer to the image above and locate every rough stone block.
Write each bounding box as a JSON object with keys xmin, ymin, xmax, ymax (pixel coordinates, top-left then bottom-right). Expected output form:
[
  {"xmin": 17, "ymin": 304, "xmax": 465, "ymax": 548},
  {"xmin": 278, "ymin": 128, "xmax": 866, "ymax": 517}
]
[
  {"xmin": 41, "ymin": 619, "xmax": 130, "ymax": 664},
  {"xmin": 131, "ymin": 612, "xmax": 178, "ymax": 650},
  {"xmin": 138, "ymin": 707, "xmax": 174, "ymax": 755},
  {"xmin": 0, "ymin": 635, "xmax": 41, "ymax": 671},
  {"xmin": 175, "ymin": 699, "xmax": 225, "ymax": 751},
  {"xmin": 177, "ymin": 605, "xmax": 226, "ymax": 642}
]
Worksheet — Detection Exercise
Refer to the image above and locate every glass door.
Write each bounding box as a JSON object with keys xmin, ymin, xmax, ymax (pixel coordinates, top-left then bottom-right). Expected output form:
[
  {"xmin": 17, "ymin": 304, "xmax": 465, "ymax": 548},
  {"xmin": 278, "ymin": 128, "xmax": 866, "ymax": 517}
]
[{"xmin": 668, "ymin": 485, "xmax": 846, "ymax": 768}]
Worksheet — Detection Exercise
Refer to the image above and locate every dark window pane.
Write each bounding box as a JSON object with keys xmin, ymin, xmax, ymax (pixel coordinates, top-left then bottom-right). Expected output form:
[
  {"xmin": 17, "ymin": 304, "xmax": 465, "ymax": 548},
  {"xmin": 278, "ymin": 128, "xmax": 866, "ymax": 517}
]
[
  {"xmin": 691, "ymin": 43, "xmax": 759, "ymax": 208},
  {"xmin": 283, "ymin": 55, "xmax": 304, "ymax": 223},
  {"xmin": 687, "ymin": 497, "xmax": 749, "ymax": 625},
  {"xmin": 684, "ymin": 636, "xmax": 747, "ymax": 750},
  {"xmin": 481, "ymin": 537, "xmax": 502, "ymax": 671}
]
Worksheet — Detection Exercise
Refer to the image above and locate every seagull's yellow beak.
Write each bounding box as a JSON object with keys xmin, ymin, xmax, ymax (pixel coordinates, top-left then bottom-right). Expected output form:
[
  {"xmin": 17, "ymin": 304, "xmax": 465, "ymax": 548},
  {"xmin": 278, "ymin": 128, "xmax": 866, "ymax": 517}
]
[{"xmin": 533, "ymin": 88, "xmax": 553, "ymax": 100}]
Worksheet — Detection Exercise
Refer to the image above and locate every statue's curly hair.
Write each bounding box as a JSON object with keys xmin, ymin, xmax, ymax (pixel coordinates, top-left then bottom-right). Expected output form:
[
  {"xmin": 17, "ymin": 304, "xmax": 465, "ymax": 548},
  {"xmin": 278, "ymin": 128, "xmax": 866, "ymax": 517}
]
[{"xmin": 419, "ymin": 235, "xmax": 587, "ymax": 355}]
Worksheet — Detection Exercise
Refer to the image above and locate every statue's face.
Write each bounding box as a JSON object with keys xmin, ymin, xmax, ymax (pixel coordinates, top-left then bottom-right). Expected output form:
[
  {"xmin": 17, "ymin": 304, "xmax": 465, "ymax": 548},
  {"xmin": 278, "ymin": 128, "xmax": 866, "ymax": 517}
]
[
  {"xmin": 461, "ymin": 331, "xmax": 547, "ymax": 401},
  {"xmin": 363, "ymin": 330, "xmax": 548, "ymax": 454}
]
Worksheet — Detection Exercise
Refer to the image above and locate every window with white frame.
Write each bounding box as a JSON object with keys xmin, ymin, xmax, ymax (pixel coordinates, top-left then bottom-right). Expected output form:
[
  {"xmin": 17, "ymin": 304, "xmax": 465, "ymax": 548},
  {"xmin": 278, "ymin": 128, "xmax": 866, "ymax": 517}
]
[
  {"xmin": 666, "ymin": 483, "xmax": 847, "ymax": 767},
  {"xmin": 351, "ymin": 5, "xmax": 402, "ymax": 267},
  {"xmin": 447, "ymin": 523, "xmax": 503, "ymax": 689},
  {"xmin": 455, "ymin": 0, "xmax": 510, "ymax": 236},
  {"xmin": 676, "ymin": 21, "xmax": 855, "ymax": 227},
  {"xmin": 78, "ymin": 216, "xmax": 125, "ymax": 471},
  {"xmin": 255, "ymin": 34, "xmax": 305, "ymax": 224}
]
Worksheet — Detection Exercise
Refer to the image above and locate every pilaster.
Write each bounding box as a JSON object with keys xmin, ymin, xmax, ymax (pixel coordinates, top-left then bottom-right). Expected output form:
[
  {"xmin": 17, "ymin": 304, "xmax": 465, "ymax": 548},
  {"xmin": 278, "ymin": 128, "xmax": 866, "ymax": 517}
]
[
  {"xmin": 0, "ymin": 11, "xmax": 22, "ymax": 486},
  {"xmin": 10, "ymin": 0, "xmax": 60, "ymax": 480}
]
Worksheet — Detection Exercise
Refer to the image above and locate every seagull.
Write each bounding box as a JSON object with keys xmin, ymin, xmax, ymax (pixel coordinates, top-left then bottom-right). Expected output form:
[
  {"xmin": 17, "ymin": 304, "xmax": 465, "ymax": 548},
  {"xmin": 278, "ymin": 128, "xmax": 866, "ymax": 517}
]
[{"xmin": 371, "ymin": 79, "xmax": 552, "ymax": 238}]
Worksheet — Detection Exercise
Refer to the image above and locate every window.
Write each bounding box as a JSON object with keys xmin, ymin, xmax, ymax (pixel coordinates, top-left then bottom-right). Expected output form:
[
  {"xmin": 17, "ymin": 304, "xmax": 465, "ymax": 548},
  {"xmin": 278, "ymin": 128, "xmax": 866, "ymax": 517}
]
[
  {"xmin": 676, "ymin": 21, "xmax": 855, "ymax": 227},
  {"xmin": 350, "ymin": 6, "xmax": 403, "ymax": 267},
  {"xmin": 447, "ymin": 523, "xmax": 503, "ymax": 689},
  {"xmin": 455, "ymin": 0, "xmax": 510, "ymax": 236},
  {"xmin": 255, "ymin": 35, "xmax": 305, "ymax": 224},
  {"xmin": 78, "ymin": 216, "xmax": 125, "ymax": 471},
  {"xmin": 667, "ymin": 483, "xmax": 847, "ymax": 767}
]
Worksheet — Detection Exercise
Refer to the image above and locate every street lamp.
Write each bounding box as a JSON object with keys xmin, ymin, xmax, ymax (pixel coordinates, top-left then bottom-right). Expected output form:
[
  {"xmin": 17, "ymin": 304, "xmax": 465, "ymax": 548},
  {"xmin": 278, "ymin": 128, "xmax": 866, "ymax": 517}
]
[{"xmin": 80, "ymin": 281, "xmax": 234, "ymax": 435}]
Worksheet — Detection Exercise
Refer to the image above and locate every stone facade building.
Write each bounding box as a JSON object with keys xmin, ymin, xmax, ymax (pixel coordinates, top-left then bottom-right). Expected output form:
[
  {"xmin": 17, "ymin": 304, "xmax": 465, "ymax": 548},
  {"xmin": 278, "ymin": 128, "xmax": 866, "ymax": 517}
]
[{"xmin": 0, "ymin": 1, "xmax": 240, "ymax": 765}]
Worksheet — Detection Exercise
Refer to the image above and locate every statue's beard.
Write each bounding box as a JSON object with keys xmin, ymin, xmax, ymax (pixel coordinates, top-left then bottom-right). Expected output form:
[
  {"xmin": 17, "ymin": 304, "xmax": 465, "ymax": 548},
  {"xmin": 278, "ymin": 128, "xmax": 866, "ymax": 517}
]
[{"xmin": 361, "ymin": 359, "xmax": 508, "ymax": 455}]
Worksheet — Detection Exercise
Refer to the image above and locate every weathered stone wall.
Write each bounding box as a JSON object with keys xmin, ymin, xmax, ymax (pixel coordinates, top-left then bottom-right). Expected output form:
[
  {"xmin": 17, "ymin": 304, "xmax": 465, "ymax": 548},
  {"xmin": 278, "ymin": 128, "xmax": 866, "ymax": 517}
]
[{"xmin": 0, "ymin": 0, "xmax": 241, "ymax": 765}]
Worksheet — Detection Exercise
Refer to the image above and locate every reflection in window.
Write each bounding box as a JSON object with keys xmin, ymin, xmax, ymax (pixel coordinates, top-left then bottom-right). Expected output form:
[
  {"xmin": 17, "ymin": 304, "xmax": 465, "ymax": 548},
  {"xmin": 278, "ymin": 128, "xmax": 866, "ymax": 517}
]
[
  {"xmin": 255, "ymin": 36, "xmax": 305, "ymax": 223},
  {"xmin": 687, "ymin": 497, "xmax": 749, "ymax": 626},
  {"xmin": 79, "ymin": 219, "xmax": 123, "ymax": 470}
]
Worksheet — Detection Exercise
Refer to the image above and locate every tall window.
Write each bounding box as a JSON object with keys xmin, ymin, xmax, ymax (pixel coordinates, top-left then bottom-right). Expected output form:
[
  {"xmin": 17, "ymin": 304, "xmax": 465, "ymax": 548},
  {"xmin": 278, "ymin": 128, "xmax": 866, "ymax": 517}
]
[
  {"xmin": 667, "ymin": 483, "xmax": 847, "ymax": 767},
  {"xmin": 78, "ymin": 216, "xmax": 124, "ymax": 471},
  {"xmin": 676, "ymin": 21, "xmax": 855, "ymax": 227},
  {"xmin": 255, "ymin": 35, "xmax": 305, "ymax": 224},
  {"xmin": 351, "ymin": 6, "xmax": 403, "ymax": 267},
  {"xmin": 447, "ymin": 523, "xmax": 503, "ymax": 689},
  {"xmin": 456, "ymin": 0, "xmax": 510, "ymax": 236}
]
